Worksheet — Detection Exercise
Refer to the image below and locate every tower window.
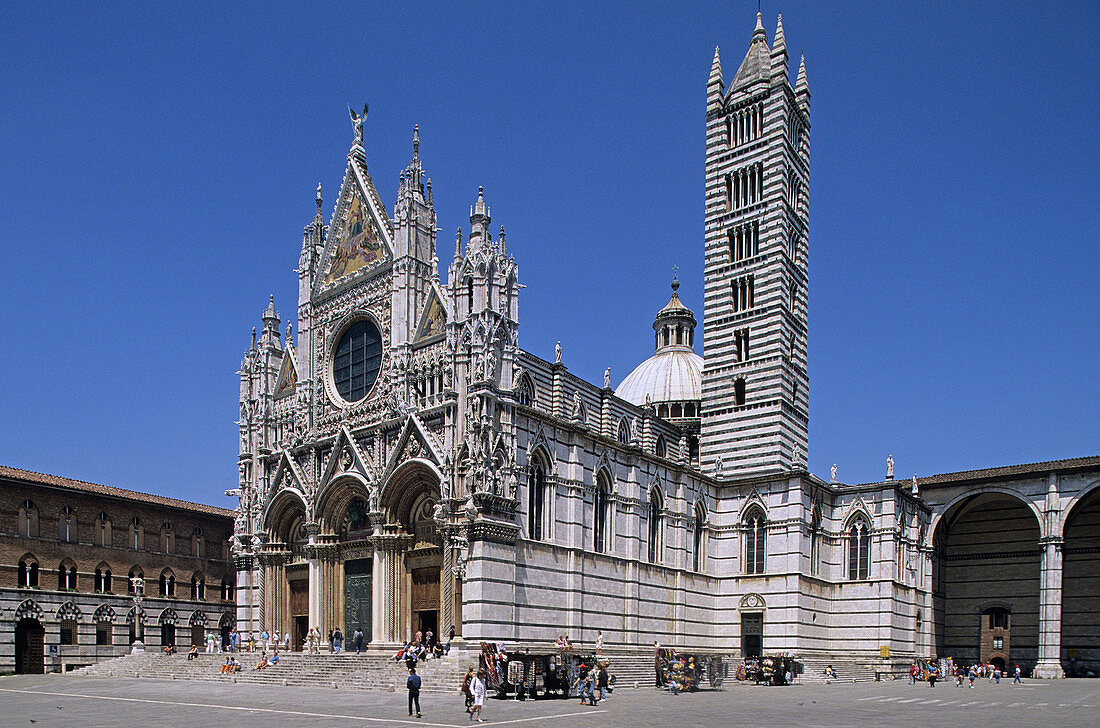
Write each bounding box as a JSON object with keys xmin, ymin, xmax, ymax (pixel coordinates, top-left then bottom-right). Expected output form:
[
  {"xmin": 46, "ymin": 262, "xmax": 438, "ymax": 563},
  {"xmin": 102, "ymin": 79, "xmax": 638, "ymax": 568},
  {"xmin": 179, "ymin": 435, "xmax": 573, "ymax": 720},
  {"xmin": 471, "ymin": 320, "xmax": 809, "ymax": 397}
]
[
  {"xmin": 734, "ymin": 378, "xmax": 746, "ymax": 406},
  {"xmin": 724, "ymin": 174, "xmax": 733, "ymax": 213},
  {"xmin": 732, "ymin": 275, "xmax": 755, "ymax": 312},
  {"xmin": 734, "ymin": 329, "xmax": 750, "ymax": 362},
  {"xmin": 655, "ymin": 435, "xmax": 667, "ymax": 458}
]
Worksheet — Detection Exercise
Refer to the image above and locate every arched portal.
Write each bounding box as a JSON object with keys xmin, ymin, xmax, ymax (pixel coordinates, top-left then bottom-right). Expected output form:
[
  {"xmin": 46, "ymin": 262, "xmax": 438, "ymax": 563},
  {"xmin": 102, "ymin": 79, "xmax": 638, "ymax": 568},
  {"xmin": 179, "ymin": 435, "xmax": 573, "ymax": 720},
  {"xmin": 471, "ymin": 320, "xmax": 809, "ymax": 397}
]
[
  {"xmin": 931, "ymin": 492, "xmax": 1040, "ymax": 670},
  {"xmin": 1062, "ymin": 485, "xmax": 1100, "ymax": 675},
  {"xmin": 377, "ymin": 461, "xmax": 442, "ymax": 645},
  {"xmin": 263, "ymin": 488, "xmax": 308, "ymax": 649},
  {"xmin": 15, "ymin": 618, "xmax": 45, "ymax": 674}
]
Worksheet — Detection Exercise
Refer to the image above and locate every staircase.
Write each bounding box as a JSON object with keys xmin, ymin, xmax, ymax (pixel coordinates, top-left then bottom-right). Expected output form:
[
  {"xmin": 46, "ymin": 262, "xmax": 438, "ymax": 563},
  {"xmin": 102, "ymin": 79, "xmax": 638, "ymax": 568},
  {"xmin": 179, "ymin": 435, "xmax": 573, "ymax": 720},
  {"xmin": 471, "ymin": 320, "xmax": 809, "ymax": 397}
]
[
  {"xmin": 74, "ymin": 650, "xmax": 471, "ymax": 694},
  {"xmin": 795, "ymin": 657, "xmax": 878, "ymax": 684}
]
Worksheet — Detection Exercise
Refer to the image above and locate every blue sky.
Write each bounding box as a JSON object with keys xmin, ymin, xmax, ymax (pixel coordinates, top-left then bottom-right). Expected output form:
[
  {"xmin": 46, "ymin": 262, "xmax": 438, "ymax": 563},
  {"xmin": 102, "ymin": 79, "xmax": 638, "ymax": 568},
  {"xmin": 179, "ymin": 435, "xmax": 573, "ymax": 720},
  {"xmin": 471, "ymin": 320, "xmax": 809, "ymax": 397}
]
[{"xmin": 1, "ymin": 1, "xmax": 1096, "ymax": 507}]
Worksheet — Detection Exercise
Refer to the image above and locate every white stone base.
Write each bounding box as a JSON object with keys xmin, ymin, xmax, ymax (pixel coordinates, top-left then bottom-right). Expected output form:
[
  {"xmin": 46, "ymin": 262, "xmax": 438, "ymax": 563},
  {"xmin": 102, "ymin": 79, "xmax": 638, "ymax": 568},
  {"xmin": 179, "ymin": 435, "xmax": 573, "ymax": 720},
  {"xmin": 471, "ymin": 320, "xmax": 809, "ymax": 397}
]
[{"xmin": 1032, "ymin": 660, "xmax": 1064, "ymax": 679}]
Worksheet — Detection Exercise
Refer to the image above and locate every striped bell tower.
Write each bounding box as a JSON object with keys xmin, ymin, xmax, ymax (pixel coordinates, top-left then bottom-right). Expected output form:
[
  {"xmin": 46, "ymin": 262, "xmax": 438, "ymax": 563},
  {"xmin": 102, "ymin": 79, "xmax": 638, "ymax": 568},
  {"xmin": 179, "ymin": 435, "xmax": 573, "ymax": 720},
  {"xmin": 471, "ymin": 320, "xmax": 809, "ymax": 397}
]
[{"xmin": 700, "ymin": 12, "xmax": 810, "ymax": 478}]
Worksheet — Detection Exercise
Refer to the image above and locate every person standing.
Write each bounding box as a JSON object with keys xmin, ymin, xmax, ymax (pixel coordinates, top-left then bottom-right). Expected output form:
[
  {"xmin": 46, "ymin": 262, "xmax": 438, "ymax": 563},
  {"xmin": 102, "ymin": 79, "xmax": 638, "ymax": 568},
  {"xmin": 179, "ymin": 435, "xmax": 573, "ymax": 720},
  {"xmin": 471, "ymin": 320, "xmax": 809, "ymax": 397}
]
[
  {"xmin": 283, "ymin": 631, "xmax": 290, "ymax": 652},
  {"xmin": 353, "ymin": 628, "xmax": 364, "ymax": 654},
  {"xmin": 261, "ymin": 628, "xmax": 270, "ymax": 651},
  {"xmin": 470, "ymin": 669, "xmax": 487, "ymax": 722},
  {"xmin": 460, "ymin": 665, "xmax": 475, "ymax": 714},
  {"xmin": 407, "ymin": 667, "xmax": 422, "ymax": 718},
  {"xmin": 596, "ymin": 663, "xmax": 609, "ymax": 701},
  {"xmin": 332, "ymin": 627, "xmax": 344, "ymax": 653},
  {"xmin": 447, "ymin": 625, "xmax": 456, "ymax": 654}
]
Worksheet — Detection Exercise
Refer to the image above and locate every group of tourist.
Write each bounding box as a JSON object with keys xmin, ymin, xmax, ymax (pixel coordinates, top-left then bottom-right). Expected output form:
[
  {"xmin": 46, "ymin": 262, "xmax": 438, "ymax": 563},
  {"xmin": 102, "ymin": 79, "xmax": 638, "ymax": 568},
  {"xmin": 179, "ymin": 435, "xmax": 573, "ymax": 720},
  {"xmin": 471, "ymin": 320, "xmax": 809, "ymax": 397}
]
[{"xmin": 911, "ymin": 659, "xmax": 1023, "ymax": 686}]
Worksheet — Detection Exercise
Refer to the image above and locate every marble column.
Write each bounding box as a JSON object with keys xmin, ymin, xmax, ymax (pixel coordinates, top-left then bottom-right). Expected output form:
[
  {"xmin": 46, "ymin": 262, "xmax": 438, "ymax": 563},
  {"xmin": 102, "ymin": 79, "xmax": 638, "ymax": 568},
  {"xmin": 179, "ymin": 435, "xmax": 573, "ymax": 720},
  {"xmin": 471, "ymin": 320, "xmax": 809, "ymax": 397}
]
[{"xmin": 1034, "ymin": 539, "xmax": 1064, "ymax": 678}]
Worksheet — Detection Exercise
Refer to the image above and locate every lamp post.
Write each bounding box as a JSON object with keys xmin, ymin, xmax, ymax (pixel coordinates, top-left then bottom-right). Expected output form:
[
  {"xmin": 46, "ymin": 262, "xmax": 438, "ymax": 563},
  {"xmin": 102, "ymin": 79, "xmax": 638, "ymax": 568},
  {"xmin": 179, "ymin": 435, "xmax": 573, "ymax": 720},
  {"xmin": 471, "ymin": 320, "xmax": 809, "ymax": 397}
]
[{"xmin": 130, "ymin": 575, "xmax": 145, "ymax": 653}]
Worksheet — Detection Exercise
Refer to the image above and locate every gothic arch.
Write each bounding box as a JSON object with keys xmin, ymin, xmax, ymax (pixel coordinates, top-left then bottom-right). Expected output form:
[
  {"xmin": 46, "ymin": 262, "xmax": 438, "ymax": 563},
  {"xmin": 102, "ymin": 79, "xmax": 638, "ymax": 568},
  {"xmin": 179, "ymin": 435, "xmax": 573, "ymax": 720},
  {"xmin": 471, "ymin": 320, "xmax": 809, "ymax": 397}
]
[
  {"xmin": 125, "ymin": 607, "xmax": 147, "ymax": 625},
  {"xmin": 15, "ymin": 599, "xmax": 44, "ymax": 622},
  {"xmin": 189, "ymin": 610, "xmax": 208, "ymax": 627},
  {"xmin": 740, "ymin": 593, "xmax": 766, "ymax": 610},
  {"xmin": 263, "ymin": 487, "xmax": 310, "ymax": 542},
  {"xmin": 56, "ymin": 601, "xmax": 81, "ymax": 620},
  {"xmin": 218, "ymin": 612, "xmax": 236, "ymax": 630},
  {"xmin": 380, "ymin": 460, "xmax": 442, "ymax": 528},
  {"xmin": 93, "ymin": 604, "xmax": 115, "ymax": 623},
  {"xmin": 843, "ymin": 507, "xmax": 873, "ymax": 531},
  {"xmin": 316, "ymin": 473, "xmax": 373, "ymax": 536},
  {"xmin": 738, "ymin": 493, "xmax": 769, "ymax": 521},
  {"xmin": 158, "ymin": 607, "xmax": 179, "ymax": 625}
]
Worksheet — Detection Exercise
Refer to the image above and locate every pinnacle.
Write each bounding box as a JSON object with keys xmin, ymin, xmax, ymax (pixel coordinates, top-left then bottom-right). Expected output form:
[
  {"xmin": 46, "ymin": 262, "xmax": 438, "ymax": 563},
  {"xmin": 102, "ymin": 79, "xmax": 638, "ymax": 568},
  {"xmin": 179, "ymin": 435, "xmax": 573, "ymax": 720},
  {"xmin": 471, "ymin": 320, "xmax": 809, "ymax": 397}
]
[{"xmin": 796, "ymin": 53, "xmax": 810, "ymax": 95}]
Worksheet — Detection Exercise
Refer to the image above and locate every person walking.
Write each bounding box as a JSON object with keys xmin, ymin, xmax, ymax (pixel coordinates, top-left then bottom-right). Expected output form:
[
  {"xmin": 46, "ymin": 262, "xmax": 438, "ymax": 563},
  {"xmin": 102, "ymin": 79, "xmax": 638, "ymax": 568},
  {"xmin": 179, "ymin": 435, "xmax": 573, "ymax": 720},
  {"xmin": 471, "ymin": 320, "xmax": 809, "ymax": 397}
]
[
  {"xmin": 407, "ymin": 667, "xmax": 422, "ymax": 718},
  {"xmin": 353, "ymin": 628, "xmax": 364, "ymax": 654},
  {"xmin": 460, "ymin": 665, "xmax": 475, "ymax": 714},
  {"xmin": 332, "ymin": 627, "xmax": 344, "ymax": 654},
  {"xmin": 1013, "ymin": 664, "xmax": 1022, "ymax": 684},
  {"xmin": 597, "ymin": 664, "xmax": 609, "ymax": 701},
  {"xmin": 470, "ymin": 669, "xmax": 487, "ymax": 722}
]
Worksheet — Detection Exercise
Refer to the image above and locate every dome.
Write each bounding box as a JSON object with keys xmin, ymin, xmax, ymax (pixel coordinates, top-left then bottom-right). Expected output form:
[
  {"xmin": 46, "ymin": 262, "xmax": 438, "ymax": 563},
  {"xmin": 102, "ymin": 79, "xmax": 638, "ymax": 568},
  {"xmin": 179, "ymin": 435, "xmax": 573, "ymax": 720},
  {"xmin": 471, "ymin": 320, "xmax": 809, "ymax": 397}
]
[
  {"xmin": 616, "ymin": 348, "xmax": 703, "ymax": 406},
  {"xmin": 616, "ymin": 275, "xmax": 702, "ymax": 406}
]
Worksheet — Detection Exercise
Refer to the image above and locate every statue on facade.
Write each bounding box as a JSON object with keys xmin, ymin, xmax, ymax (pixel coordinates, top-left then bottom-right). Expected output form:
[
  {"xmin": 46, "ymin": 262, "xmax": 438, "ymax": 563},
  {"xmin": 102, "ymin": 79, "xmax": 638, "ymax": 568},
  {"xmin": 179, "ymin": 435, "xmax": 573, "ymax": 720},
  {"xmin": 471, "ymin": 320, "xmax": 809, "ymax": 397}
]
[
  {"xmin": 886, "ymin": 454, "xmax": 894, "ymax": 479},
  {"xmin": 348, "ymin": 103, "xmax": 368, "ymax": 145},
  {"xmin": 604, "ymin": 367, "xmax": 611, "ymax": 388},
  {"xmin": 830, "ymin": 464, "xmax": 837, "ymax": 483},
  {"xmin": 911, "ymin": 474, "xmax": 919, "ymax": 495},
  {"xmin": 572, "ymin": 391, "xmax": 583, "ymax": 420},
  {"xmin": 555, "ymin": 340, "xmax": 562, "ymax": 364}
]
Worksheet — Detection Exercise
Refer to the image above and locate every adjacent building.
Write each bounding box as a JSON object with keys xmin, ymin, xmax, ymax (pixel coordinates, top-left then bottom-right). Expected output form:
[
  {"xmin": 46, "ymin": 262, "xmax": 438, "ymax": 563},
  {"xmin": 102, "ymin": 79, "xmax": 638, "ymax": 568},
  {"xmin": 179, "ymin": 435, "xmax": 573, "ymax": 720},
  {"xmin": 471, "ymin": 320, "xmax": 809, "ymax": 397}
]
[{"xmin": 0, "ymin": 466, "xmax": 235, "ymax": 673}]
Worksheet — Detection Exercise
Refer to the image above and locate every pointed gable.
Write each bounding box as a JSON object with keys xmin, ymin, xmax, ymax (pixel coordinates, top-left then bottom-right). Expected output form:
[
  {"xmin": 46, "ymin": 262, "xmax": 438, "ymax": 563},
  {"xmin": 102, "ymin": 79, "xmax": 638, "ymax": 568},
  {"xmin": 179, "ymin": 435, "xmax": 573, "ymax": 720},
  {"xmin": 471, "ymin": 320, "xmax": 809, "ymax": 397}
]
[
  {"xmin": 414, "ymin": 285, "xmax": 448, "ymax": 344},
  {"xmin": 320, "ymin": 150, "xmax": 394, "ymax": 288},
  {"xmin": 274, "ymin": 347, "xmax": 298, "ymax": 399}
]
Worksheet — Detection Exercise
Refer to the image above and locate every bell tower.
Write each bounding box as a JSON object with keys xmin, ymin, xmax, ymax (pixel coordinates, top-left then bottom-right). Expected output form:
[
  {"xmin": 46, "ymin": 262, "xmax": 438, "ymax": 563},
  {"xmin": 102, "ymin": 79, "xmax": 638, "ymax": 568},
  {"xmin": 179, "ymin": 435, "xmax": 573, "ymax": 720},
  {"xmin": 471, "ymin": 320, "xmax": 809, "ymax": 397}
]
[{"xmin": 700, "ymin": 12, "xmax": 810, "ymax": 477}]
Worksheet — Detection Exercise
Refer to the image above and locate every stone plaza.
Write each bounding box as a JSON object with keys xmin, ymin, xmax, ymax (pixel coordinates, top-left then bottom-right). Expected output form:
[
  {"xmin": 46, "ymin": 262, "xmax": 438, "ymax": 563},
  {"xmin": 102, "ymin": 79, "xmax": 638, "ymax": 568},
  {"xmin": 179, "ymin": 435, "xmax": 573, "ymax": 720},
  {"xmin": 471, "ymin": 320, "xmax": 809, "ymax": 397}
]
[{"xmin": 1, "ymin": 673, "xmax": 1097, "ymax": 728}]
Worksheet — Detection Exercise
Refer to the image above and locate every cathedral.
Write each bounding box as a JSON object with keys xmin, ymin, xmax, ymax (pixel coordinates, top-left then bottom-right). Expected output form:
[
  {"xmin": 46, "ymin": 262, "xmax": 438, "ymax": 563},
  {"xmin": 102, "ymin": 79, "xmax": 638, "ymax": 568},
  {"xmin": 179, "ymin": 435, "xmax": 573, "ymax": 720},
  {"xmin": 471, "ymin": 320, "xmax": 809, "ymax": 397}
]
[{"xmin": 231, "ymin": 13, "xmax": 1098, "ymax": 677}]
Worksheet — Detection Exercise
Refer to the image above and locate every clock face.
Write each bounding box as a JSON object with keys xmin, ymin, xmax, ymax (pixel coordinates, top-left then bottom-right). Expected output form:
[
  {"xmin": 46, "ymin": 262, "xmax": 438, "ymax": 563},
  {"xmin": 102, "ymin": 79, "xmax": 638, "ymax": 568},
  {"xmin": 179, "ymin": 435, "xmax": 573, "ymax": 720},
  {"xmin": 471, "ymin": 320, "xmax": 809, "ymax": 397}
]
[{"xmin": 333, "ymin": 319, "xmax": 383, "ymax": 403}]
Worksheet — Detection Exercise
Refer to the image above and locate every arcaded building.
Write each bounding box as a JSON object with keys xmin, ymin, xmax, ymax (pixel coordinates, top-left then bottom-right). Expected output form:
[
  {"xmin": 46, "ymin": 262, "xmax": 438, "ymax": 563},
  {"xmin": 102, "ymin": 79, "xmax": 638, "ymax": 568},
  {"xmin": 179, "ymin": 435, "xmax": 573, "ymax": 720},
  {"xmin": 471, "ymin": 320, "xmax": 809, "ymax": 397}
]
[
  {"xmin": 230, "ymin": 12, "xmax": 1098, "ymax": 677},
  {"xmin": 0, "ymin": 466, "xmax": 235, "ymax": 673}
]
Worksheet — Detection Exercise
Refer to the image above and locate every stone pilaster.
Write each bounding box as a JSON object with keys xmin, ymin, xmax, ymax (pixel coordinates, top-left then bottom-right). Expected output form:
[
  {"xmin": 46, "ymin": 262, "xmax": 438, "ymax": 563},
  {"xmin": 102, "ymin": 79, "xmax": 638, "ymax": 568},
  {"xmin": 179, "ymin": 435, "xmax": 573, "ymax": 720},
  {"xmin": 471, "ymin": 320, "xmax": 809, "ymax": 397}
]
[{"xmin": 1034, "ymin": 538, "xmax": 1064, "ymax": 678}]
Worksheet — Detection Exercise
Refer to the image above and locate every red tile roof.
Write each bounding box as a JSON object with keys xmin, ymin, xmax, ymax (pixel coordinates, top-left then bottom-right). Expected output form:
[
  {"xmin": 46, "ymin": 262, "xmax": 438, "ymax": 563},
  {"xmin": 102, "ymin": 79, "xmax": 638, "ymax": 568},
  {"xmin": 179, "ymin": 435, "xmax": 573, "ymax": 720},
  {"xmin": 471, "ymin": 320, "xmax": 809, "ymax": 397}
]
[
  {"xmin": 917, "ymin": 456, "xmax": 1100, "ymax": 487},
  {"xmin": 0, "ymin": 465, "xmax": 235, "ymax": 518}
]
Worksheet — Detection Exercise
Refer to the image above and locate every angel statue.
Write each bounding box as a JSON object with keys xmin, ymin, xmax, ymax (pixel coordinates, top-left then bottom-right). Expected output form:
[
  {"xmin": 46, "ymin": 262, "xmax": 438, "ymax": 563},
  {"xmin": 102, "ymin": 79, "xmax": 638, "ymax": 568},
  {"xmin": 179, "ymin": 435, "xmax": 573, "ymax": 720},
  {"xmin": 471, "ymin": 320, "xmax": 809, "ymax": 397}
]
[{"xmin": 349, "ymin": 103, "xmax": 369, "ymax": 145}]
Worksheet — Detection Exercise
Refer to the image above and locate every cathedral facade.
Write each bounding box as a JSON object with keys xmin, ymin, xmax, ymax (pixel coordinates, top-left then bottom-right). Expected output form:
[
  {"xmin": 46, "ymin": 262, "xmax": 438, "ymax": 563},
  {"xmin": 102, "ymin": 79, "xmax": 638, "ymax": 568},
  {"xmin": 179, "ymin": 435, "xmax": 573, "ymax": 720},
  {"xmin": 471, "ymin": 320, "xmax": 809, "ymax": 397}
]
[{"xmin": 232, "ymin": 13, "xmax": 1098, "ymax": 677}]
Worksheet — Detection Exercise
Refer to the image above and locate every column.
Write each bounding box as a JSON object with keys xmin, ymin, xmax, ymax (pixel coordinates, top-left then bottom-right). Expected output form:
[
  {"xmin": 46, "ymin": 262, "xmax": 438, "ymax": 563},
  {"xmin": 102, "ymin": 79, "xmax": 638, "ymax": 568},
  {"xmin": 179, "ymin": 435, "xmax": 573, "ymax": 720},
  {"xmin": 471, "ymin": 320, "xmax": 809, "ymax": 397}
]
[{"xmin": 1034, "ymin": 539, "xmax": 1064, "ymax": 678}]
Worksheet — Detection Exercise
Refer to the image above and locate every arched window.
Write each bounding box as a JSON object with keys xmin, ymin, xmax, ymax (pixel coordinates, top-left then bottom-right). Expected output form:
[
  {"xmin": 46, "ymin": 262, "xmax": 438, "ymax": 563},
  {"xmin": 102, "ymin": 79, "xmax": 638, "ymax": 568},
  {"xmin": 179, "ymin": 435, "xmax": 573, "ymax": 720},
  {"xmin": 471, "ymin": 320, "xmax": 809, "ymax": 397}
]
[
  {"xmin": 693, "ymin": 502, "xmax": 707, "ymax": 573},
  {"xmin": 192, "ymin": 528, "xmax": 204, "ymax": 558},
  {"xmin": 59, "ymin": 505, "xmax": 76, "ymax": 543},
  {"xmin": 58, "ymin": 560, "xmax": 77, "ymax": 590},
  {"xmin": 848, "ymin": 518, "xmax": 871, "ymax": 580},
  {"xmin": 744, "ymin": 508, "xmax": 766, "ymax": 575},
  {"xmin": 130, "ymin": 517, "xmax": 143, "ymax": 550},
  {"xmin": 17, "ymin": 554, "xmax": 39, "ymax": 588},
  {"xmin": 516, "ymin": 374, "xmax": 534, "ymax": 407},
  {"xmin": 809, "ymin": 507, "xmax": 822, "ymax": 576},
  {"xmin": 159, "ymin": 569, "xmax": 175, "ymax": 597},
  {"xmin": 94, "ymin": 563, "xmax": 113, "ymax": 593},
  {"xmin": 128, "ymin": 566, "xmax": 144, "ymax": 595},
  {"xmin": 528, "ymin": 456, "xmax": 548, "ymax": 541},
  {"xmin": 617, "ymin": 419, "xmax": 631, "ymax": 446},
  {"xmin": 160, "ymin": 523, "xmax": 173, "ymax": 553},
  {"xmin": 18, "ymin": 500, "xmax": 38, "ymax": 537},
  {"xmin": 191, "ymin": 573, "xmax": 206, "ymax": 600},
  {"xmin": 655, "ymin": 435, "xmax": 667, "ymax": 459},
  {"xmin": 594, "ymin": 472, "xmax": 611, "ymax": 554},
  {"xmin": 94, "ymin": 512, "xmax": 111, "ymax": 547},
  {"xmin": 465, "ymin": 278, "xmax": 474, "ymax": 315},
  {"xmin": 647, "ymin": 489, "xmax": 663, "ymax": 564},
  {"xmin": 221, "ymin": 578, "xmax": 235, "ymax": 602}
]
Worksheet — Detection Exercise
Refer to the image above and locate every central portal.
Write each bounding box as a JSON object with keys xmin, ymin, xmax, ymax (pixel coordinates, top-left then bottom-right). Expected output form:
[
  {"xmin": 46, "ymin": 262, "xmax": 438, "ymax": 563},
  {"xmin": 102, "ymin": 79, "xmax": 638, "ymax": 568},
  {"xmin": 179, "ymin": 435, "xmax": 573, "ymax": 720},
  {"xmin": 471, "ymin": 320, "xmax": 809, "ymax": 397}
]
[
  {"xmin": 412, "ymin": 567, "xmax": 440, "ymax": 640},
  {"xmin": 344, "ymin": 558, "xmax": 373, "ymax": 644}
]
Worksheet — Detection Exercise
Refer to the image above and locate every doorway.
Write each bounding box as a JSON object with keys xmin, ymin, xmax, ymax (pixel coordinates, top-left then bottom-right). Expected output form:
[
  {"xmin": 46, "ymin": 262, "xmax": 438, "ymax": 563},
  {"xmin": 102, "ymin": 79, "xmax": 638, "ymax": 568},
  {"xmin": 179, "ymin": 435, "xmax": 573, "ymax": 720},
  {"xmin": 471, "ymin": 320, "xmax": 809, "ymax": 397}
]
[
  {"xmin": 290, "ymin": 578, "xmax": 308, "ymax": 650},
  {"xmin": 411, "ymin": 567, "xmax": 440, "ymax": 642},
  {"xmin": 161, "ymin": 623, "xmax": 176, "ymax": 647},
  {"xmin": 344, "ymin": 558, "xmax": 373, "ymax": 646},
  {"xmin": 15, "ymin": 618, "xmax": 44, "ymax": 674},
  {"xmin": 742, "ymin": 612, "xmax": 763, "ymax": 658}
]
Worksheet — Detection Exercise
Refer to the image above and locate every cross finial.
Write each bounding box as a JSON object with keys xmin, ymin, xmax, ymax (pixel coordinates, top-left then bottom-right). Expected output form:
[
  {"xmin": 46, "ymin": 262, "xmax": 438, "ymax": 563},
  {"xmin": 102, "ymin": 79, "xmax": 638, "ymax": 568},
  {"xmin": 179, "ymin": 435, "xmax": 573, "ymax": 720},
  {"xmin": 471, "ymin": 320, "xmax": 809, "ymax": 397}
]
[{"xmin": 671, "ymin": 265, "xmax": 679, "ymax": 291}]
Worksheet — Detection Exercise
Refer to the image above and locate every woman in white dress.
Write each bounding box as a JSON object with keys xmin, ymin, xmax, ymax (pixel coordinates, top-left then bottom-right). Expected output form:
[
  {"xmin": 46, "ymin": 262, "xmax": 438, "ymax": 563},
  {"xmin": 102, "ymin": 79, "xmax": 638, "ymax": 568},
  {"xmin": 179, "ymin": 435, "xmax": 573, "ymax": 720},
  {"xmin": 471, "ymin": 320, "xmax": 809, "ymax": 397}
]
[{"xmin": 470, "ymin": 669, "xmax": 487, "ymax": 722}]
